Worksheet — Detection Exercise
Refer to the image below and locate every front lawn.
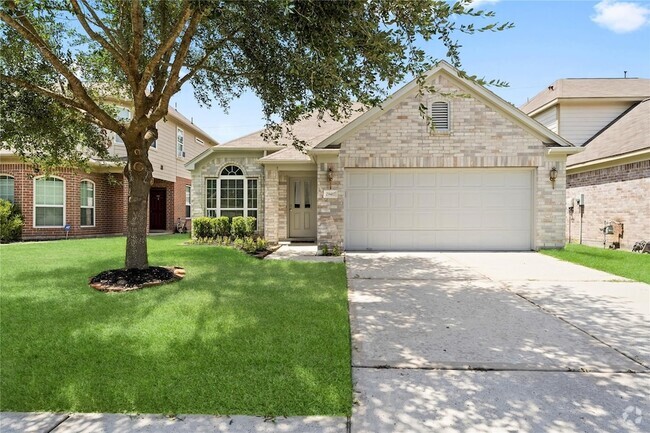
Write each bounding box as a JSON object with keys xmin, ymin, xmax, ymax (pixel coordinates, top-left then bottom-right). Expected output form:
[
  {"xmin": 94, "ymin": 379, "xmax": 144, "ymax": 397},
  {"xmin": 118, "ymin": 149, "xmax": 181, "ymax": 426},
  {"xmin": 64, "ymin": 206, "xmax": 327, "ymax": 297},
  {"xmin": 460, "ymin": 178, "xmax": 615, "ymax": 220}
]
[
  {"xmin": 0, "ymin": 235, "xmax": 351, "ymax": 416},
  {"xmin": 541, "ymin": 243, "xmax": 650, "ymax": 284}
]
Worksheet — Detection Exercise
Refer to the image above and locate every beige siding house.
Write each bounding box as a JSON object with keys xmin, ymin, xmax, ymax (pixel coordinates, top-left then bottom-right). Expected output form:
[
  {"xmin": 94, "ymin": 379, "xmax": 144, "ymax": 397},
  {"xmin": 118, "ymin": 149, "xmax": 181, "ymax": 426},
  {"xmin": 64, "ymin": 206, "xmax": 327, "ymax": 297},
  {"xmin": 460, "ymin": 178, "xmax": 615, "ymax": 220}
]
[
  {"xmin": 522, "ymin": 78, "xmax": 650, "ymax": 249},
  {"xmin": 187, "ymin": 62, "xmax": 579, "ymax": 251}
]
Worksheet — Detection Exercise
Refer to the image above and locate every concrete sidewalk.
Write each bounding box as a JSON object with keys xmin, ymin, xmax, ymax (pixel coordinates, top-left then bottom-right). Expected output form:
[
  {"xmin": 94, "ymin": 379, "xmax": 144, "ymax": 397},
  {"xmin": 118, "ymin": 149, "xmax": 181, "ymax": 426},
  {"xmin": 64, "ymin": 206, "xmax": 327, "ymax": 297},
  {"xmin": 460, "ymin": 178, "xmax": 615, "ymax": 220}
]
[
  {"xmin": 347, "ymin": 252, "xmax": 649, "ymax": 433},
  {"xmin": 0, "ymin": 412, "xmax": 347, "ymax": 433}
]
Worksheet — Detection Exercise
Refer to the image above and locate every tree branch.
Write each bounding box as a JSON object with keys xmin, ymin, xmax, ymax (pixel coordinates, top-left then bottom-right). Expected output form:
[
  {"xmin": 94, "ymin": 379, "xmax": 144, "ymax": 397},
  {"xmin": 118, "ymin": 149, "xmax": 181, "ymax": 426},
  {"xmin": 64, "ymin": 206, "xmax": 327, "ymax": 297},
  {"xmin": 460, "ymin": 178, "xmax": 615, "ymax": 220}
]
[
  {"xmin": 0, "ymin": 6, "xmax": 122, "ymax": 132},
  {"xmin": 139, "ymin": 0, "xmax": 192, "ymax": 89}
]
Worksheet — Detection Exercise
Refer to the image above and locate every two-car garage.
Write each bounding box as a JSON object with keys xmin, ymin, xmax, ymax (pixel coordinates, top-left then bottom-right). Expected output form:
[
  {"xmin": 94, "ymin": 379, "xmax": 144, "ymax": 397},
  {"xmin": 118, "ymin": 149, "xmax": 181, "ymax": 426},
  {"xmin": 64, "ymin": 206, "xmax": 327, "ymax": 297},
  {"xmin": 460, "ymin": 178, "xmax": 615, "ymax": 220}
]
[{"xmin": 344, "ymin": 168, "xmax": 534, "ymax": 251}]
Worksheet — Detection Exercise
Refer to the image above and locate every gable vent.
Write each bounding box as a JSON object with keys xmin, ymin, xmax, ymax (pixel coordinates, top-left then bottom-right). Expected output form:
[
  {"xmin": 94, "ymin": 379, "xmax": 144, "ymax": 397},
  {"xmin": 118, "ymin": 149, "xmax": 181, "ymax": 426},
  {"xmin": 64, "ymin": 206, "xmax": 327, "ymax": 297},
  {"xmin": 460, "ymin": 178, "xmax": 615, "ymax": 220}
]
[{"xmin": 429, "ymin": 101, "xmax": 450, "ymax": 131}]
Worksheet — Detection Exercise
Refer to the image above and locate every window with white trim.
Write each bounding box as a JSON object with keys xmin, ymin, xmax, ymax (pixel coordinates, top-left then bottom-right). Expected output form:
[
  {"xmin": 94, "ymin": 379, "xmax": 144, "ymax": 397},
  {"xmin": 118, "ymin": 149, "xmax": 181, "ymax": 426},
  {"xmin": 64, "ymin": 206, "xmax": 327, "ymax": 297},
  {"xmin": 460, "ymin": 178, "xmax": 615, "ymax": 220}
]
[
  {"xmin": 0, "ymin": 175, "xmax": 14, "ymax": 203},
  {"xmin": 205, "ymin": 165, "xmax": 258, "ymax": 225},
  {"xmin": 185, "ymin": 185, "xmax": 191, "ymax": 218},
  {"xmin": 176, "ymin": 127, "xmax": 185, "ymax": 158},
  {"xmin": 80, "ymin": 180, "xmax": 95, "ymax": 226},
  {"xmin": 34, "ymin": 176, "xmax": 65, "ymax": 227},
  {"xmin": 113, "ymin": 107, "xmax": 131, "ymax": 144},
  {"xmin": 429, "ymin": 100, "xmax": 450, "ymax": 132}
]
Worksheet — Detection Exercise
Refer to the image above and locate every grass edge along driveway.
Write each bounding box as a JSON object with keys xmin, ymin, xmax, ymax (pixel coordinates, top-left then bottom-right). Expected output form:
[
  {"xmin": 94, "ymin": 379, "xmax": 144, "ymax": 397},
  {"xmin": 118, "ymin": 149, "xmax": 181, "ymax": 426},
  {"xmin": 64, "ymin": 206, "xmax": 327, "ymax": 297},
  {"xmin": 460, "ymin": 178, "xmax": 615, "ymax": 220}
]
[
  {"xmin": 0, "ymin": 235, "xmax": 351, "ymax": 416},
  {"xmin": 541, "ymin": 243, "xmax": 650, "ymax": 284}
]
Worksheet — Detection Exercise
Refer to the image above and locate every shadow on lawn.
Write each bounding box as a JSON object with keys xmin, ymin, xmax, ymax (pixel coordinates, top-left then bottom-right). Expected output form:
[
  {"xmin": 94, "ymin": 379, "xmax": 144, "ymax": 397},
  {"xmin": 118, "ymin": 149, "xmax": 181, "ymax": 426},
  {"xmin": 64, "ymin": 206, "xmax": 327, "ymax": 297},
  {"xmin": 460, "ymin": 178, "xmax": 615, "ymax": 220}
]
[{"xmin": 0, "ymin": 249, "xmax": 350, "ymax": 416}]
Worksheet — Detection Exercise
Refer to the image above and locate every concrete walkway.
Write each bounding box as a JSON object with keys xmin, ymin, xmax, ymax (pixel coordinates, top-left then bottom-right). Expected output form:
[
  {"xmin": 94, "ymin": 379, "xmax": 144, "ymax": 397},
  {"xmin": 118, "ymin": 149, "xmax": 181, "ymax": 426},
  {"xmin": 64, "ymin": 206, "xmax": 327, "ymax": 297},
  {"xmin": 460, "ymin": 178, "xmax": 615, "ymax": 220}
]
[
  {"xmin": 265, "ymin": 243, "xmax": 344, "ymax": 262},
  {"xmin": 0, "ymin": 413, "xmax": 347, "ymax": 433},
  {"xmin": 347, "ymin": 252, "xmax": 649, "ymax": 433}
]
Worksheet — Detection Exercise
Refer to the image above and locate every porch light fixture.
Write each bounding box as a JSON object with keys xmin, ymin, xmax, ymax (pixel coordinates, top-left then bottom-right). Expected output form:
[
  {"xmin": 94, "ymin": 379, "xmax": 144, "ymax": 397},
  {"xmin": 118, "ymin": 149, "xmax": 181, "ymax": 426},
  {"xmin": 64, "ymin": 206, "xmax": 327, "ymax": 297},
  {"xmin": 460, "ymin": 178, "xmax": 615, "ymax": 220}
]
[
  {"xmin": 549, "ymin": 167, "xmax": 558, "ymax": 189},
  {"xmin": 327, "ymin": 166, "xmax": 334, "ymax": 186}
]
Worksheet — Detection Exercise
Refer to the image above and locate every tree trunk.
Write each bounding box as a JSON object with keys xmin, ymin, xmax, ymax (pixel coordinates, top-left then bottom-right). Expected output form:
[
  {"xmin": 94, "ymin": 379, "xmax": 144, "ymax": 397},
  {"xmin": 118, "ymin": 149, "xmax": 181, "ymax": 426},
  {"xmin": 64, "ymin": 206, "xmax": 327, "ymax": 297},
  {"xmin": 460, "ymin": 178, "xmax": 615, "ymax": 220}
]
[{"xmin": 124, "ymin": 134, "xmax": 154, "ymax": 269}]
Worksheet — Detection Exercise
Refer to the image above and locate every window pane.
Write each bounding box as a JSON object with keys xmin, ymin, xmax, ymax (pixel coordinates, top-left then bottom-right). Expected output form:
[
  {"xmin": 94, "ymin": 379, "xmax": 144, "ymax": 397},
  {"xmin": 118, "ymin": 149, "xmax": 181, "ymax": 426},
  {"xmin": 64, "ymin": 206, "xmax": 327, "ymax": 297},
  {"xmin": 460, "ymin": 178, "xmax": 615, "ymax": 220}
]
[
  {"xmin": 35, "ymin": 177, "xmax": 64, "ymax": 206},
  {"xmin": 293, "ymin": 181, "xmax": 301, "ymax": 208},
  {"xmin": 81, "ymin": 181, "xmax": 94, "ymax": 207},
  {"xmin": 221, "ymin": 209, "xmax": 244, "ymax": 218},
  {"xmin": 185, "ymin": 205, "xmax": 191, "ymax": 218},
  {"xmin": 81, "ymin": 208, "xmax": 94, "ymax": 226},
  {"xmin": 304, "ymin": 180, "xmax": 311, "ymax": 208},
  {"xmin": 0, "ymin": 176, "xmax": 14, "ymax": 203},
  {"xmin": 35, "ymin": 207, "xmax": 63, "ymax": 226}
]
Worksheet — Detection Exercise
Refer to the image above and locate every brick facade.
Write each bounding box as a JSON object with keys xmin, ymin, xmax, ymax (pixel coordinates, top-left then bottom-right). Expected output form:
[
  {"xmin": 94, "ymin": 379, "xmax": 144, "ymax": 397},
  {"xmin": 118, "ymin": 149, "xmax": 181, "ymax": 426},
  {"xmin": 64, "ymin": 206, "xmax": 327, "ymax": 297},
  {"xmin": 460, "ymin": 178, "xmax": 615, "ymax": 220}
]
[
  {"xmin": 0, "ymin": 163, "xmax": 127, "ymax": 240},
  {"xmin": 567, "ymin": 160, "xmax": 650, "ymax": 249},
  {"xmin": 0, "ymin": 162, "xmax": 196, "ymax": 240},
  {"xmin": 191, "ymin": 155, "xmax": 265, "ymax": 234},
  {"xmin": 318, "ymin": 73, "xmax": 567, "ymax": 249}
]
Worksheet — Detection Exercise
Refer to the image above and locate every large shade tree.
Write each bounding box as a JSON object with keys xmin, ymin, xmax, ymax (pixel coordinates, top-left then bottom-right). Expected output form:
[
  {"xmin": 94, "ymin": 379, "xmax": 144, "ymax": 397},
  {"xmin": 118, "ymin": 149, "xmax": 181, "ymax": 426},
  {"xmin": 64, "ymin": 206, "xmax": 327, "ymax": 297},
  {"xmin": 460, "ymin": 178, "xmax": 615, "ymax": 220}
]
[{"xmin": 0, "ymin": 0, "xmax": 511, "ymax": 269}]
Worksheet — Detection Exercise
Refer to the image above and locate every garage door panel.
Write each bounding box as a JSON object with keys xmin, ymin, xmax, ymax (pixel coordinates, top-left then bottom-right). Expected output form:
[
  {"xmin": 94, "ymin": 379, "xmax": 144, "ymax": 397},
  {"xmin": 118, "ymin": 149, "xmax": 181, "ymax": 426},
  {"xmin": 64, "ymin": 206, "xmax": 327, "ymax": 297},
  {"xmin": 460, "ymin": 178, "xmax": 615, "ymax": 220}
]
[
  {"xmin": 348, "ymin": 173, "xmax": 369, "ymax": 188},
  {"xmin": 345, "ymin": 169, "xmax": 532, "ymax": 251},
  {"xmin": 348, "ymin": 191, "xmax": 368, "ymax": 209},
  {"xmin": 392, "ymin": 172, "xmax": 414, "ymax": 187},
  {"xmin": 391, "ymin": 212, "xmax": 414, "ymax": 229},
  {"xmin": 369, "ymin": 192, "xmax": 391, "ymax": 208},
  {"xmin": 415, "ymin": 192, "xmax": 436, "ymax": 208},
  {"xmin": 370, "ymin": 173, "xmax": 390, "ymax": 188},
  {"xmin": 348, "ymin": 210, "xmax": 369, "ymax": 230},
  {"xmin": 436, "ymin": 191, "xmax": 460, "ymax": 209},
  {"xmin": 370, "ymin": 213, "xmax": 391, "ymax": 229}
]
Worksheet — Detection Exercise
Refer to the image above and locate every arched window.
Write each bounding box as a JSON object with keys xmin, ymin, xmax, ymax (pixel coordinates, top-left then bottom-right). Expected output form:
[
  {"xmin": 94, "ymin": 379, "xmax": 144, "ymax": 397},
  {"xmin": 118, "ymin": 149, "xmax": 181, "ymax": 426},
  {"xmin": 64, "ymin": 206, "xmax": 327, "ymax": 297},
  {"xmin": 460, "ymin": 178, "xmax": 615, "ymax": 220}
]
[
  {"xmin": 34, "ymin": 176, "xmax": 65, "ymax": 227},
  {"xmin": 206, "ymin": 165, "xmax": 258, "ymax": 224},
  {"xmin": 429, "ymin": 100, "xmax": 450, "ymax": 132},
  {"xmin": 80, "ymin": 180, "xmax": 95, "ymax": 227},
  {"xmin": 0, "ymin": 175, "xmax": 14, "ymax": 203}
]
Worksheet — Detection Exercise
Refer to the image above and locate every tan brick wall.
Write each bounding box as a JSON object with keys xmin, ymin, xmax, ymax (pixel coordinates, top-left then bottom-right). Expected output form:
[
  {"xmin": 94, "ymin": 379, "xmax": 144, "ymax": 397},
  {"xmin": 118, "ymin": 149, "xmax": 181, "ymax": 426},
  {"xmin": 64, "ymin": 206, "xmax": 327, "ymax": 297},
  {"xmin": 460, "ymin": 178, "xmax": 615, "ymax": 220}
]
[
  {"xmin": 567, "ymin": 176, "xmax": 650, "ymax": 250},
  {"xmin": 191, "ymin": 155, "xmax": 265, "ymax": 235},
  {"xmin": 318, "ymin": 73, "xmax": 566, "ymax": 249}
]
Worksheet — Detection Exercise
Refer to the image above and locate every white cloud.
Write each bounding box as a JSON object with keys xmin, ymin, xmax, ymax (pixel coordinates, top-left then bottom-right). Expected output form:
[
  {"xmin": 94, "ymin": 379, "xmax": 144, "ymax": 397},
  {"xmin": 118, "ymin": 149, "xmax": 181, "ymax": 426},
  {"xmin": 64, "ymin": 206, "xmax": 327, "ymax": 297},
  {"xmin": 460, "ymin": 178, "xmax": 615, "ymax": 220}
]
[{"xmin": 592, "ymin": 0, "xmax": 650, "ymax": 33}]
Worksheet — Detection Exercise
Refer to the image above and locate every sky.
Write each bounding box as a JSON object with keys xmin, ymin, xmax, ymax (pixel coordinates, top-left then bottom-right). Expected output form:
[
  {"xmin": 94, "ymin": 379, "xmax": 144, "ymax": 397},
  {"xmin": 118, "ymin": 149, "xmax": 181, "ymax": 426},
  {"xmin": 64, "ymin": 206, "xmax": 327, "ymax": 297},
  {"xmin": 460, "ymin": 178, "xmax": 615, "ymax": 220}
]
[{"xmin": 170, "ymin": 0, "xmax": 650, "ymax": 143}]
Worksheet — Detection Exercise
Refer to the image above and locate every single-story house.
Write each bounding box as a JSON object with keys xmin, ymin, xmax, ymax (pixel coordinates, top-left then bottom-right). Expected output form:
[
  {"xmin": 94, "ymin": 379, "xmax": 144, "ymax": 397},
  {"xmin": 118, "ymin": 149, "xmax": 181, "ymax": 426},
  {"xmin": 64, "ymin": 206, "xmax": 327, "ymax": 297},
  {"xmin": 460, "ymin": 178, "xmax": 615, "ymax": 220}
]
[
  {"xmin": 186, "ymin": 61, "xmax": 580, "ymax": 251},
  {"xmin": 522, "ymin": 78, "xmax": 650, "ymax": 249}
]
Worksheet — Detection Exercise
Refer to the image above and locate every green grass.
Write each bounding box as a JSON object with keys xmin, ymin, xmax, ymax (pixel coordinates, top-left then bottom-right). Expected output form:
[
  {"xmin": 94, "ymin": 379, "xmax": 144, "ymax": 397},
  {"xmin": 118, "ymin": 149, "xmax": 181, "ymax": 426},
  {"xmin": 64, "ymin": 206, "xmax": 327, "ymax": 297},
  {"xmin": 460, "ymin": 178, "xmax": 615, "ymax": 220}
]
[
  {"xmin": 541, "ymin": 243, "xmax": 650, "ymax": 284},
  {"xmin": 0, "ymin": 235, "xmax": 351, "ymax": 416}
]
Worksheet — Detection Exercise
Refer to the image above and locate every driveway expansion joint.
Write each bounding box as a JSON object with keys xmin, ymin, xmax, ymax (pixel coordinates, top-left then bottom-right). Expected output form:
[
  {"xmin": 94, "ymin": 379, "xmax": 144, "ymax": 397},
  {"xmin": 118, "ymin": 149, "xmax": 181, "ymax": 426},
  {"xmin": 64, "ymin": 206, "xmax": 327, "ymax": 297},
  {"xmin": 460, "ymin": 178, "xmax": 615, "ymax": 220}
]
[
  {"xmin": 512, "ymin": 290, "xmax": 650, "ymax": 371},
  {"xmin": 46, "ymin": 414, "xmax": 70, "ymax": 433}
]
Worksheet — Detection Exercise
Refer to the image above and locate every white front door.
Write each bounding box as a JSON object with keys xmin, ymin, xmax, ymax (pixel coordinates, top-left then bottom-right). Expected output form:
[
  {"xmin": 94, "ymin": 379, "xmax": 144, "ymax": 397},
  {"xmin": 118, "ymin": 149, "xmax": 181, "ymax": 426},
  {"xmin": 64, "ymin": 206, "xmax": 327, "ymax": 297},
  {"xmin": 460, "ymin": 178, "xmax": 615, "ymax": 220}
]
[{"xmin": 289, "ymin": 177, "xmax": 317, "ymax": 239}]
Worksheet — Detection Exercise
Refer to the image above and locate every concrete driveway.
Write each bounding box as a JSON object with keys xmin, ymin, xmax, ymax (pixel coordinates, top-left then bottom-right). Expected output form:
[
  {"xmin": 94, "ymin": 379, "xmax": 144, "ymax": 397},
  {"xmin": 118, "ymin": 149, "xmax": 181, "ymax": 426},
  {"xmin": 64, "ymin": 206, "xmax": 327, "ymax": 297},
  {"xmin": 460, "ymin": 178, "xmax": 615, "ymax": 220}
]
[{"xmin": 347, "ymin": 252, "xmax": 650, "ymax": 433}]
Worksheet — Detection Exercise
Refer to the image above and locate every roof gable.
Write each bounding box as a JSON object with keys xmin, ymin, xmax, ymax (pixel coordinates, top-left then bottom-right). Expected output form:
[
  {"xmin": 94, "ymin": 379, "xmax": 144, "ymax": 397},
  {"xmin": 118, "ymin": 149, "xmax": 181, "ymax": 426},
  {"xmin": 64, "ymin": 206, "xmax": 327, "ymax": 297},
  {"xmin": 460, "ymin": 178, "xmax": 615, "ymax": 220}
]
[{"xmin": 314, "ymin": 61, "xmax": 573, "ymax": 149}]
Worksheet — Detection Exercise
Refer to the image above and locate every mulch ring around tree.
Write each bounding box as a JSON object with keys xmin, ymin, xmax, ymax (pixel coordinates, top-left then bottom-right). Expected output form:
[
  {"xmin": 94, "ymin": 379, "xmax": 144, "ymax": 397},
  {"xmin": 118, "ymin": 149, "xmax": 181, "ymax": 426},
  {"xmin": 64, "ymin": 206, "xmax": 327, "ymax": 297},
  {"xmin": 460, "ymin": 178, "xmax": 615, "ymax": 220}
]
[{"xmin": 89, "ymin": 266, "xmax": 185, "ymax": 292}]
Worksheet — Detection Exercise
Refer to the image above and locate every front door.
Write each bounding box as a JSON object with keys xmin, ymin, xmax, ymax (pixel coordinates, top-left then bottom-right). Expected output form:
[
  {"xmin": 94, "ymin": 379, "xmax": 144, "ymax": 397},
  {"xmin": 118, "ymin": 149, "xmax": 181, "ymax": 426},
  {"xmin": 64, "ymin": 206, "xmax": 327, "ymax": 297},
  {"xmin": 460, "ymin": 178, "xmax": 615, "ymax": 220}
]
[
  {"xmin": 149, "ymin": 188, "xmax": 167, "ymax": 230},
  {"xmin": 289, "ymin": 178, "xmax": 317, "ymax": 239}
]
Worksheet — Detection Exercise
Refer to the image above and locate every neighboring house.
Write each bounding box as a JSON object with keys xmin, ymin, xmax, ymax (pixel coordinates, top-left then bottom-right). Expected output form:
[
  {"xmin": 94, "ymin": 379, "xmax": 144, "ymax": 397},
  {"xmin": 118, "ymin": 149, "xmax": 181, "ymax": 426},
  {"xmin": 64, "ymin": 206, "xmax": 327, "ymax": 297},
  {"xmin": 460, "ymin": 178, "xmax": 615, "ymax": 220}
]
[
  {"xmin": 0, "ymin": 107, "xmax": 217, "ymax": 240},
  {"xmin": 522, "ymin": 78, "xmax": 650, "ymax": 249},
  {"xmin": 187, "ymin": 61, "xmax": 579, "ymax": 251}
]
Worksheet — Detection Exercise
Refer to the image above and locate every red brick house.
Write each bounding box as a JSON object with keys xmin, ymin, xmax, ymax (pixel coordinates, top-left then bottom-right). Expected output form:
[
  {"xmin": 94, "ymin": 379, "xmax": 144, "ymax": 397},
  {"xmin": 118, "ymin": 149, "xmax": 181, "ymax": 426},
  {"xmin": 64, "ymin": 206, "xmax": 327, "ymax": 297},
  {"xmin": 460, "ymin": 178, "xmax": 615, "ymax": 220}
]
[{"xmin": 0, "ymin": 107, "xmax": 217, "ymax": 240}]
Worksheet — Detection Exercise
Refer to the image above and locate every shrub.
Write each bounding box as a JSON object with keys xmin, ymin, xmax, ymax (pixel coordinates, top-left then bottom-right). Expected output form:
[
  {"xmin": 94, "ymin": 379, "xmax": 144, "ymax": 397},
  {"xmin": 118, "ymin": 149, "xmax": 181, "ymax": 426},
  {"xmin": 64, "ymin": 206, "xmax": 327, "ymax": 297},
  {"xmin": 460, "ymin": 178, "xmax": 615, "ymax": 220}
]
[
  {"xmin": 231, "ymin": 216, "xmax": 246, "ymax": 238},
  {"xmin": 214, "ymin": 216, "xmax": 231, "ymax": 237},
  {"xmin": 192, "ymin": 217, "xmax": 213, "ymax": 240},
  {"xmin": 332, "ymin": 245, "xmax": 341, "ymax": 256},
  {"xmin": 321, "ymin": 245, "xmax": 329, "ymax": 256},
  {"xmin": 244, "ymin": 216, "xmax": 256, "ymax": 236},
  {"xmin": 256, "ymin": 237, "xmax": 268, "ymax": 251},
  {"xmin": 242, "ymin": 236, "xmax": 257, "ymax": 253},
  {"xmin": 0, "ymin": 199, "xmax": 23, "ymax": 243},
  {"xmin": 233, "ymin": 237, "xmax": 244, "ymax": 250}
]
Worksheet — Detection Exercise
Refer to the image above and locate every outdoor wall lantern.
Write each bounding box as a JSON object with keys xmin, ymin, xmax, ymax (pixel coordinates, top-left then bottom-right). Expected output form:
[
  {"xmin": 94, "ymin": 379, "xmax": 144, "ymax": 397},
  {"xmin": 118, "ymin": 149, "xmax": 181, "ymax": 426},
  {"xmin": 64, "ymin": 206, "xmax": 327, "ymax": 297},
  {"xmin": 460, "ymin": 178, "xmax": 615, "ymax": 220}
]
[
  {"xmin": 327, "ymin": 166, "xmax": 334, "ymax": 183},
  {"xmin": 549, "ymin": 167, "xmax": 558, "ymax": 189}
]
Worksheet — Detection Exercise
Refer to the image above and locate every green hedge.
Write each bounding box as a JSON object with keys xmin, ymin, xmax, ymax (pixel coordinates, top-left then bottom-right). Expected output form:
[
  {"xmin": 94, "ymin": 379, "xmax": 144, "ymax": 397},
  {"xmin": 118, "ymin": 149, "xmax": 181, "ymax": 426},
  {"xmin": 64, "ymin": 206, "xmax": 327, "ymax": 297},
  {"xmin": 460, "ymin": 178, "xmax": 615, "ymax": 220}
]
[{"xmin": 192, "ymin": 216, "xmax": 256, "ymax": 241}]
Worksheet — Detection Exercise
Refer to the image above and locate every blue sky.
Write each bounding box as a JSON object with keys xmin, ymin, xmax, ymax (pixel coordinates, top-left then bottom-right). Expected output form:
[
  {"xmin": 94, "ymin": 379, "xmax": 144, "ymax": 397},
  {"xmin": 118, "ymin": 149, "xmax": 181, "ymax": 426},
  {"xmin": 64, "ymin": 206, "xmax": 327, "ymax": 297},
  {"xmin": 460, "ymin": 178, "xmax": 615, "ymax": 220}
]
[{"xmin": 171, "ymin": 0, "xmax": 650, "ymax": 143}]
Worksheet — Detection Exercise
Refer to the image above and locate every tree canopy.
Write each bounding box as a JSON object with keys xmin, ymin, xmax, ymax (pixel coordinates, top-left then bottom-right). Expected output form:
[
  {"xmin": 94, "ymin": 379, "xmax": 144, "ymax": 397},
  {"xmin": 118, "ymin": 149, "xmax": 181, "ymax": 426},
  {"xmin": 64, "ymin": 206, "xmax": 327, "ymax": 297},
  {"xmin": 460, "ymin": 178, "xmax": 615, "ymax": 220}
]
[{"xmin": 0, "ymin": 0, "xmax": 512, "ymax": 268}]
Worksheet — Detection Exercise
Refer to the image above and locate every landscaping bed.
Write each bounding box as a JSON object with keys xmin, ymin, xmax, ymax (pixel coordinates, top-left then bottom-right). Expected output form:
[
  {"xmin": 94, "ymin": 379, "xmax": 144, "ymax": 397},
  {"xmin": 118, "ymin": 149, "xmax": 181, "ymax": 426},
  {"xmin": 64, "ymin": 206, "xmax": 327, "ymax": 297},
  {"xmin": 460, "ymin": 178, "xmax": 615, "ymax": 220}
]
[{"xmin": 0, "ymin": 235, "xmax": 351, "ymax": 416}]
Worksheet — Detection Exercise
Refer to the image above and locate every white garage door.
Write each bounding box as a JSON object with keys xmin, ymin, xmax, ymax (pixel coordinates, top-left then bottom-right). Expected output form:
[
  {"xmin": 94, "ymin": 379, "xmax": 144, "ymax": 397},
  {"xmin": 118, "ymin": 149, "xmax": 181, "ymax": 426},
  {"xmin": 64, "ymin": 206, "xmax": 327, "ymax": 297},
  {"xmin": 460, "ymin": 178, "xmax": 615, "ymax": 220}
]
[{"xmin": 345, "ymin": 168, "xmax": 533, "ymax": 251}]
